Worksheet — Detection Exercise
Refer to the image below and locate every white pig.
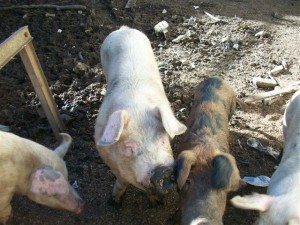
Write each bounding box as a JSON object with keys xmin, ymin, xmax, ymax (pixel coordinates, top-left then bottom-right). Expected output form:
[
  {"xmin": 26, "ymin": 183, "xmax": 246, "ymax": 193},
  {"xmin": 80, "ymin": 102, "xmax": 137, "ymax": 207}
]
[
  {"xmin": 94, "ymin": 26, "xmax": 187, "ymax": 204},
  {"xmin": 231, "ymin": 90, "xmax": 300, "ymax": 225},
  {"xmin": 0, "ymin": 132, "xmax": 84, "ymax": 224}
]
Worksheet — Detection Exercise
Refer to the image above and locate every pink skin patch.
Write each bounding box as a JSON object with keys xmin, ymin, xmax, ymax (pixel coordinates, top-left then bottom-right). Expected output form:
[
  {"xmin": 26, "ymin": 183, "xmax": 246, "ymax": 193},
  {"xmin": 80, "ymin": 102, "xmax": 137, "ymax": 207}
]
[
  {"xmin": 30, "ymin": 168, "xmax": 69, "ymax": 196},
  {"xmin": 124, "ymin": 141, "xmax": 140, "ymax": 157}
]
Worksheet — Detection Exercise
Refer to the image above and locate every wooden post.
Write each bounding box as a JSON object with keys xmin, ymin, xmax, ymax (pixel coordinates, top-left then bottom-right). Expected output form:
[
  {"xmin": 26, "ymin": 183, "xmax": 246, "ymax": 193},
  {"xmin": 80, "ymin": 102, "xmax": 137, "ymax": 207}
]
[{"xmin": 0, "ymin": 26, "xmax": 65, "ymax": 140}]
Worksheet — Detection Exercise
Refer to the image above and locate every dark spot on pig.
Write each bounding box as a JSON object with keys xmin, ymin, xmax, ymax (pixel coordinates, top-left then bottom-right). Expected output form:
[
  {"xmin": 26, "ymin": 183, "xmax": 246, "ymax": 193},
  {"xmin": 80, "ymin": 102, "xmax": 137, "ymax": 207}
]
[
  {"xmin": 43, "ymin": 170, "xmax": 61, "ymax": 182},
  {"xmin": 196, "ymin": 77, "xmax": 222, "ymax": 103},
  {"xmin": 211, "ymin": 155, "xmax": 232, "ymax": 190},
  {"xmin": 213, "ymin": 112, "xmax": 224, "ymax": 130},
  {"xmin": 39, "ymin": 175, "xmax": 45, "ymax": 182},
  {"xmin": 192, "ymin": 112, "xmax": 216, "ymax": 135}
]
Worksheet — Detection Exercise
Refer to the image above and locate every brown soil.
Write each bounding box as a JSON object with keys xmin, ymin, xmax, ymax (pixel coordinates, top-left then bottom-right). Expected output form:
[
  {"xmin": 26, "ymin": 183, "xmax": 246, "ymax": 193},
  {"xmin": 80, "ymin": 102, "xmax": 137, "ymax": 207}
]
[{"xmin": 0, "ymin": 0, "xmax": 299, "ymax": 224}]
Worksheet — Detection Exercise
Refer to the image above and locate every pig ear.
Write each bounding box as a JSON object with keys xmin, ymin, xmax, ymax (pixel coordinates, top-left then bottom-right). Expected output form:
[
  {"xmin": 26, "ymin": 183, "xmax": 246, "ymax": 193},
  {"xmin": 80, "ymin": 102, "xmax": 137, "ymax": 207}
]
[
  {"xmin": 30, "ymin": 166, "xmax": 69, "ymax": 196},
  {"xmin": 157, "ymin": 106, "xmax": 187, "ymax": 139},
  {"xmin": 97, "ymin": 110, "xmax": 129, "ymax": 146},
  {"xmin": 230, "ymin": 194, "xmax": 274, "ymax": 212},
  {"xmin": 54, "ymin": 133, "xmax": 72, "ymax": 158},
  {"xmin": 212, "ymin": 153, "xmax": 241, "ymax": 191},
  {"xmin": 211, "ymin": 155, "xmax": 233, "ymax": 190},
  {"xmin": 175, "ymin": 150, "xmax": 196, "ymax": 190}
]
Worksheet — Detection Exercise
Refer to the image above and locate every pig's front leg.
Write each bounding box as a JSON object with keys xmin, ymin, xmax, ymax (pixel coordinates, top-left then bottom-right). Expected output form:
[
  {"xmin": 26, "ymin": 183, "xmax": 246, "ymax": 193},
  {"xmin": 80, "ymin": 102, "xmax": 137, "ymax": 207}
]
[
  {"xmin": 0, "ymin": 204, "xmax": 12, "ymax": 225},
  {"xmin": 112, "ymin": 178, "xmax": 129, "ymax": 203}
]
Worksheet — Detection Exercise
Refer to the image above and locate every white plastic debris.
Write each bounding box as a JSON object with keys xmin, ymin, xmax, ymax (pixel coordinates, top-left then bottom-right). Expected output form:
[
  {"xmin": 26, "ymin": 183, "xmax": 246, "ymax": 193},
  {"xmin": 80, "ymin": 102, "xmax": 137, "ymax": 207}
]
[
  {"xmin": 154, "ymin": 21, "xmax": 169, "ymax": 39},
  {"xmin": 242, "ymin": 175, "xmax": 270, "ymax": 187},
  {"xmin": 57, "ymin": 29, "xmax": 62, "ymax": 33},
  {"xmin": 193, "ymin": 5, "xmax": 200, "ymax": 9},
  {"xmin": 233, "ymin": 43, "xmax": 240, "ymax": 50},
  {"xmin": 162, "ymin": 9, "xmax": 167, "ymax": 14},
  {"xmin": 246, "ymin": 137, "xmax": 280, "ymax": 161}
]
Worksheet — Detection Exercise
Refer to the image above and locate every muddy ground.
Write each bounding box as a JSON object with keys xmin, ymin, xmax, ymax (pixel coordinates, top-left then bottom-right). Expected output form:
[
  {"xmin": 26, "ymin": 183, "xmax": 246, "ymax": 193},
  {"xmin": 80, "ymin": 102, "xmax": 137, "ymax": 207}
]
[{"xmin": 0, "ymin": 0, "xmax": 299, "ymax": 224}]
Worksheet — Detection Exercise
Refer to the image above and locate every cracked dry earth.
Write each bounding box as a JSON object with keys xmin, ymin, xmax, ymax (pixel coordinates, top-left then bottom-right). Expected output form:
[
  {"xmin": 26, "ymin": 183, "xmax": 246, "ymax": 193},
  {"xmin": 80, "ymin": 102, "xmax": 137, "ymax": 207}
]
[{"xmin": 0, "ymin": 0, "xmax": 299, "ymax": 224}]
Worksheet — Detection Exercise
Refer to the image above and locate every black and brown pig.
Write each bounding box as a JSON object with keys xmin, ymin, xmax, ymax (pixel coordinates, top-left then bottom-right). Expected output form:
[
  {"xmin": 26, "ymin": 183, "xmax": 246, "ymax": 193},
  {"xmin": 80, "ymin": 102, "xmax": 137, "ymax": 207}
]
[{"xmin": 175, "ymin": 77, "xmax": 242, "ymax": 225}]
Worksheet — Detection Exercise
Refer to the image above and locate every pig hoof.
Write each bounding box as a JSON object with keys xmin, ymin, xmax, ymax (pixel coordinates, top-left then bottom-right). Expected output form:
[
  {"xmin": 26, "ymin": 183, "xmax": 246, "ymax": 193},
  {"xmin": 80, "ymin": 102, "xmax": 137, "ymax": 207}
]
[{"xmin": 107, "ymin": 196, "xmax": 122, "ymax": 209}]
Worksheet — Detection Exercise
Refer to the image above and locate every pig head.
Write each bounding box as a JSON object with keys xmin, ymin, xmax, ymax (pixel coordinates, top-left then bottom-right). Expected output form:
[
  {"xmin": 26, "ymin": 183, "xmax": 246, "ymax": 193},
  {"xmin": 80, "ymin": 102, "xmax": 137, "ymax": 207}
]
[
  {"xmin": 175, "ymin": 77, "xmax": 241, "ymax": 225},
  {"xmin": 231, "ymin": 90, "xmax": 300, "ymax": 225},
  {"xmin": 94, "ymin": 26, "xmax": 187, "ymax": 203},
  {"xmin": 0, "ymin": 132, "xmax": 84, "ymax": 224}
]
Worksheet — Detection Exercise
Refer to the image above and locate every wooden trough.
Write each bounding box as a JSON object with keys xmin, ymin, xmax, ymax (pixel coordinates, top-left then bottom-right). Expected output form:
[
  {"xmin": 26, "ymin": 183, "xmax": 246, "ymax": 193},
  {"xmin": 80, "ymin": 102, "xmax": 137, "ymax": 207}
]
[{"xmin": 0, "ymin": 26, "xmax": 65, "ymax": 140}]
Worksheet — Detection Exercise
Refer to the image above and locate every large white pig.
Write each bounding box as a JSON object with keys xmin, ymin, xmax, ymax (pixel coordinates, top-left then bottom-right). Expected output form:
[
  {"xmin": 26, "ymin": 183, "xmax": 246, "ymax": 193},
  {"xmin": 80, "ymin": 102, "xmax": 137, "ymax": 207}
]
[
  {"xmin": 231, "ymin": 90, "xmax": 300, "ymax": 225},
  {"xmin": 94, "ymin": 26, "xmax": 187, "ymax": 204},
  {"xmin": 0, "ymin": 132, "xmax": 84, "ymax": 224}
]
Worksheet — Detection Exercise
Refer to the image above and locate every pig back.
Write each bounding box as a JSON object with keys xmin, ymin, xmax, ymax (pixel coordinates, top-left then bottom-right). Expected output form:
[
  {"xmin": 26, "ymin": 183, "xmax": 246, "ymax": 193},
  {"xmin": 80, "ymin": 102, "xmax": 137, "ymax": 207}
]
[
  {"xmin": 181, "ymin": 77, "xmax": 236, "ymax": 152},
  {"xmin": 100, "ymin": 26, "xmax": 164, "ymax": 90},
  {"xmin": 0, "ymin": 131, "xmax": 68, "ymax": 193}
]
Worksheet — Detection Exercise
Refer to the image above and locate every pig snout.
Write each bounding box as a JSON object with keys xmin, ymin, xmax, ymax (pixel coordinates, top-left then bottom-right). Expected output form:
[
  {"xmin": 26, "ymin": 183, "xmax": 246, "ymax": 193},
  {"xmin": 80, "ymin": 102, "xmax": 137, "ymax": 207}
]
[
  {"xmin": 150, "ymin": 166, "xmax": 176, "ymax": 194},
  {"xmin": 65, "ymin": 186, "xmax": 85, "ymax": 214}
]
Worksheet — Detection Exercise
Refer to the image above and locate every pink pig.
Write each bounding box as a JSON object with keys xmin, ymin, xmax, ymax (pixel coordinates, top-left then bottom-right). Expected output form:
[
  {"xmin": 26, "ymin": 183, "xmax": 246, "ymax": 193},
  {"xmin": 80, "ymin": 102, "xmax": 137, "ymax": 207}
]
[
  {"xmin": 231, "ymin": 90, "xmax": 300, "ymax": 225},
  {"xmin": 94, "ymin": 26, "xmax": 187, "ymax": 204},
  {"xmin": 0, "ymin": 132, "xmax": 84, "ymax": 224}
]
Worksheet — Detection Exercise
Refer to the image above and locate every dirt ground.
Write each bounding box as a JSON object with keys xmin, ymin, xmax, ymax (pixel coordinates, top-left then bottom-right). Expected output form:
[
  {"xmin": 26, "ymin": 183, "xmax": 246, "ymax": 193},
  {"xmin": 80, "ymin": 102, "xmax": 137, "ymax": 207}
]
[{"xmin": 0, "ymin": 0, "xmax": 299, "ymax": 224}]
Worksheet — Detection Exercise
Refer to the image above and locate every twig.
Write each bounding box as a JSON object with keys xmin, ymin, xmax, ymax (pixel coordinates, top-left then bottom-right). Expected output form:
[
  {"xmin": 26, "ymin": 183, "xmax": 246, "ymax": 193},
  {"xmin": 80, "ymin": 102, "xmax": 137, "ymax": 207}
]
[
  {"xmin": 236, "ymin": 98, "xmax": 249, "ymax": 111},
  {"xmin": 125, "ymin": 0, "xmax": 137, "ymax": 9},
  {"xmin": 204, "ymin": 11, "xmax": 227, "ymax": 24},
  {"xmin": 243, "ymin": 81, "xmax": 300, "ymax": 103},
  {"xmin": 0, "ymin": 4, "xmax": 87, "ymax": 11}
]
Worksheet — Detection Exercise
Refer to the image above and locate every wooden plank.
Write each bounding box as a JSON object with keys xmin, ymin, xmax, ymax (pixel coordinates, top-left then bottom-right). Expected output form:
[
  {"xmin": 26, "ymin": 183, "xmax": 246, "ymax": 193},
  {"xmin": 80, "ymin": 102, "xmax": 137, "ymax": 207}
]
[
  {"xmin": 0, "ymin": 26, "xmax": 32, "ymax": 69},
  {"xmin": 19, "ymin": 42, "xmax": 65, "ymax": 139}
]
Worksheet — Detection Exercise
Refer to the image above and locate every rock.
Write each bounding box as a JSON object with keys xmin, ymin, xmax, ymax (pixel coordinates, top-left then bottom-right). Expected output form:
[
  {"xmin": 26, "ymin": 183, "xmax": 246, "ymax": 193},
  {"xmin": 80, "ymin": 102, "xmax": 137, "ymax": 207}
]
[{"xmin": 73, "ymin": 62, "xmax": 89, "ymax": 74}]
